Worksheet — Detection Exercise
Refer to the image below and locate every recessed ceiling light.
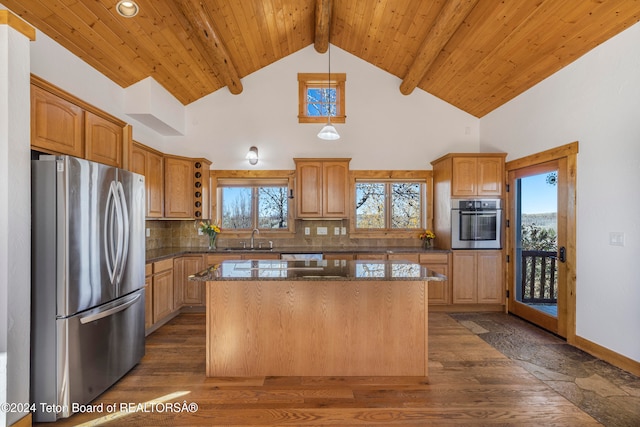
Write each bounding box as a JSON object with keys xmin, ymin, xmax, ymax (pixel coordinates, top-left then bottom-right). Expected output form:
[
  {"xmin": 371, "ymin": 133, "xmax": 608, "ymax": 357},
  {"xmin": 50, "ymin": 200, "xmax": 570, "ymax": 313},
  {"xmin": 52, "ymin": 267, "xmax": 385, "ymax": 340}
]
[{"xmin": 116, "ymin": 1, "xmax": 139, "ymax": 18}]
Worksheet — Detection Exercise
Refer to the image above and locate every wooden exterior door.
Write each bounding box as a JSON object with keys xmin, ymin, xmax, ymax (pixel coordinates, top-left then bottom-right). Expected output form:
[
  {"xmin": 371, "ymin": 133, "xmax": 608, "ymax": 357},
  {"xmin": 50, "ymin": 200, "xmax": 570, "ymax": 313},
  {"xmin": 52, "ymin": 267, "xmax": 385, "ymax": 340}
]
[{"xmin": 505, "ymin": 143, "xmax": 577, "ymax": 340}]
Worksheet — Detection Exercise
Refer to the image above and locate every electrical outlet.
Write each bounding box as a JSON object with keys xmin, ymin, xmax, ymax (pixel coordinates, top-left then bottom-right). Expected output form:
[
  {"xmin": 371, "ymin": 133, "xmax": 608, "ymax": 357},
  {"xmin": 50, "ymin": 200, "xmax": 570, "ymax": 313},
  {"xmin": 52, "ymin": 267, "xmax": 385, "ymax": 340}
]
[
  {"xmin": 317, "ymin": 226, "xmax": 328, "ymax": 235},
  {"xmin": 146, "ymin": 228, "xmax": 150, "ymax": 237},
  {"xmin": 341, "ymin": 227, "xmax": 347, "ymax": 235},
  {"xmin": 304, "ymin": 227, "xmax": 310, "ymax": 235},
  {"xmin": 334, "ymin": 227, "xmax": 340, "ymax": 235},
  {"xmin": 197, "ymin": 228, "xmax": 203, "ymax": 236}
]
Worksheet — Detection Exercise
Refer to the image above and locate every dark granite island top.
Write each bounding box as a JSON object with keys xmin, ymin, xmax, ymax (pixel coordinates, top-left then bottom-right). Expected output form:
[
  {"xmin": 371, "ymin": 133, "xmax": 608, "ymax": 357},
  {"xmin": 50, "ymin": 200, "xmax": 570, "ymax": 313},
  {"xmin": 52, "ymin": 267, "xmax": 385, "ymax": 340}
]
[
  {"xmin": 190, "ymin": 259, "xmax": 447, "ymax": 282},
  {"xmin": 195, "ymin": 259, "xmax": 444, "ymax": 378}
]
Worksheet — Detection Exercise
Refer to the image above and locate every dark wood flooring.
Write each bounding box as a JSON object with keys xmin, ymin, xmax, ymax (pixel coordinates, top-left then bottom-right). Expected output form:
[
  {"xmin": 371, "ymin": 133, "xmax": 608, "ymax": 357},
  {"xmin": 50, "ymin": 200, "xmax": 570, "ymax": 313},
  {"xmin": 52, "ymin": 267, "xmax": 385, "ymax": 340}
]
[{"xmin": 35, "ymin": 313, "xmax": 600, "ymax": 426}]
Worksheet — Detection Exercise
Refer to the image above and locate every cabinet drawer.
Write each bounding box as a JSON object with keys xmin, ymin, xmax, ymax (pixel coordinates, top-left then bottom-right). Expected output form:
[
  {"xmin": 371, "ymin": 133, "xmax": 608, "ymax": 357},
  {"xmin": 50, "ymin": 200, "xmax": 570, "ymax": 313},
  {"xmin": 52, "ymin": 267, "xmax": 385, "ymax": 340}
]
[
  {"xmin": 145, "ymin": 263, "xmax": 153, "ymax": 277},
  {"xmin": 419, "ymin": 253, "xmax": 449, "ymax": 264},
  {"xmin": 153, "ymin": 258, "xmax": 173, "ymax": 273}
]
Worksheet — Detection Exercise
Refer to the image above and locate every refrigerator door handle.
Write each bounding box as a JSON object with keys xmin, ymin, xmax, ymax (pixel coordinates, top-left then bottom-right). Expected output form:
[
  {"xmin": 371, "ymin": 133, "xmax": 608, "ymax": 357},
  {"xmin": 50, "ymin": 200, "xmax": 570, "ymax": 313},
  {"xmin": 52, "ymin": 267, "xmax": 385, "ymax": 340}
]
[
  {"xmin": 115, "ymin": 181, "xmax": 130, "ymax": 285},
  {"xmin": 104, "ymin": 181, "xmax": 125, "ymax": 287},
  {"xmin": 79, "ymin": 293, "xmax": 141, "ymax": 324}
]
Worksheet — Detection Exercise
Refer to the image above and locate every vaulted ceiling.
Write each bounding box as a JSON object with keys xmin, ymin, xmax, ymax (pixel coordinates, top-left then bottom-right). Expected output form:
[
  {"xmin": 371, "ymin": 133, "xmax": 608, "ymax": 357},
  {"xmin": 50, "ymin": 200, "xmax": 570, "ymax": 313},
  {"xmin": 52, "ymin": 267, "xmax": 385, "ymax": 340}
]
[{"xmin": 3, "ymin": 0, "xmax": 640, "ymax": 117}]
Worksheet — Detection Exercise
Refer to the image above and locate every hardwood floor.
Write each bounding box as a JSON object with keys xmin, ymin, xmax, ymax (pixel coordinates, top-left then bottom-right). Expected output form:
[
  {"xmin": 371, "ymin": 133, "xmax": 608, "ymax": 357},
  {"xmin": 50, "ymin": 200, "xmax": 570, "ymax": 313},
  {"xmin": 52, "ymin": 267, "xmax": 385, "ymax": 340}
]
[{"xmin": 35, "ymin": 313, "xmax": 599, "ymax": 426}]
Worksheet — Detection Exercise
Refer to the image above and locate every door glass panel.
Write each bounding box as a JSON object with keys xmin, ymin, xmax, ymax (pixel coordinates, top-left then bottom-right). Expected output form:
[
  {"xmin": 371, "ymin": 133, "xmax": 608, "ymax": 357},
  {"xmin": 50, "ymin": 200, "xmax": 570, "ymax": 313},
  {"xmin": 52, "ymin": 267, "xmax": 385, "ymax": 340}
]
[{"xmin": 515, "ymin": 170, "xmax": 559, "ymax": 317}]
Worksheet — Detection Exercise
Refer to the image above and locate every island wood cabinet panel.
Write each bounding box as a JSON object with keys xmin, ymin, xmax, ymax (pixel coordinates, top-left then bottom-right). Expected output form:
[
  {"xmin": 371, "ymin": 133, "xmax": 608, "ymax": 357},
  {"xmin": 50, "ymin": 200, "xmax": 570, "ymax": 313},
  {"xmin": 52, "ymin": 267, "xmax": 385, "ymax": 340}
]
[
  {"xmin": 174, "ymin": 255, "xmax": 206, "ymax": 307},
  {"xmin": 84, "ymin": 111, "xmax": 123, "ymax": 168},
  {"xmin": 420, "ymin": 253, "xmax": 451, "ymax": 305},
  {"xmin": 31, "ymin": 85, "xmax": 84, "ymax": 158},
  {"xmin": 295, "ymin": 159, "xmax": 350, "ymax": 218},
  {"xmin": 452, "ymin": 250, "xmax": 503, "ymax": 304},
  {"xmin": 164, "ymin": 156, "xmax": 194, "ymax": 218},
  {"xmin": 452, "ymin": 156, "xmax": 504, "ymax": 197},
  {"xmin": 131, "ymin": 142, "xmax": 164, "ymax": 218}
]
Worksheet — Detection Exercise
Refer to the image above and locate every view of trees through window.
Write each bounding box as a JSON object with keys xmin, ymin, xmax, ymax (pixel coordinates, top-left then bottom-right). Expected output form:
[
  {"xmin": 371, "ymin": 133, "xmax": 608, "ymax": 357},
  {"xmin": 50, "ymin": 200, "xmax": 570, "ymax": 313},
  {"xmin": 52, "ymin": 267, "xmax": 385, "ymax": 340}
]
[
  {"xmin": 520, "ymin": 172, "xmax": 558, "ymax": 302},
  {"xmin": 307, "ymin": 87, "xmax": 337, "ymax": 117},
  {"xmin": 221, "ymin": 186, "xmax": 288, "ymax": 230},
  {"xmin": 355, "ymin": 182, "xmax": 423, "ymax": 229}
]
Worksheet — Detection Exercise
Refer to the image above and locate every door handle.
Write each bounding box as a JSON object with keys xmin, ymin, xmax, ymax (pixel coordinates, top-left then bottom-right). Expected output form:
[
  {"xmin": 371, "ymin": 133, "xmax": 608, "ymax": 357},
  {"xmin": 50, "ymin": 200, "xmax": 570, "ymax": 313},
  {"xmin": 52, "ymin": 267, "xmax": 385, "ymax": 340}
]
[{"xmin": 558, "ymin": 246, "xmax": 566, "ymax": 263}]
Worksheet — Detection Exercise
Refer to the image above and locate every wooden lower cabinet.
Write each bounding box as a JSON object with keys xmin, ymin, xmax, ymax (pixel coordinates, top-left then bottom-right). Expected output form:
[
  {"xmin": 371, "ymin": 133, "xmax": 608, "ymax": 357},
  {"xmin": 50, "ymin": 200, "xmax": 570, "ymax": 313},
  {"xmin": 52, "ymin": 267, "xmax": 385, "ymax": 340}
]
[
  {"xmin": 144, "ymin": 276, "xmax": 153, "ymax": 330},
  {"xmin": 152, "ymin": 268, "xmax": 174, "ymax": 322},
  {"xmin": 174, "ymin": 255, "xmax": 206, "ymax": 307},
  {"xmin": 452, "ymin": 250, "xmax": 503, "ymax": 304},
  {"xmin": 419, "ymin": 253, "xmax": 451, "ymax": 305}
]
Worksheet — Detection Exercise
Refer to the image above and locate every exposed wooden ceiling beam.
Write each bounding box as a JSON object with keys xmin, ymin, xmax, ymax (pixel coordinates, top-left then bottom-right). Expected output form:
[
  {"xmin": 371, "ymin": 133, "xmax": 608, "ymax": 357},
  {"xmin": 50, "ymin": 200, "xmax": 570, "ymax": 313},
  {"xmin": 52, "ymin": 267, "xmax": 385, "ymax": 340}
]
[
  {"xmin": 177, "ymin": 0, "xmax": 243, "ymax": 95},
  {"xmin": 314, "ymin": 0, "xmax": 331, "ymax": 53},
  {"xmin": 400, "ymin": 0, "xmax": 479, "ymax": 96}
]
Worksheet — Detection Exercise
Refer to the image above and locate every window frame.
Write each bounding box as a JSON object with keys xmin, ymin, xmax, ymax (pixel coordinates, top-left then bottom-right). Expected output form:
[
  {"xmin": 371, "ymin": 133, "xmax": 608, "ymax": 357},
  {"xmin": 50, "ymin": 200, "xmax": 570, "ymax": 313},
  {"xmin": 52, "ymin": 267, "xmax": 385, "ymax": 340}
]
[
  {"xmin": 298, "ymin": 72, "xmax": 346, "ymax": 124},
  {"xmin": 211, "ymin": 170, "xmax": 296, "ymax": 238},
  {"xmin": 349, "ymin": 171, "xmax": 433, "ymax": 238}
]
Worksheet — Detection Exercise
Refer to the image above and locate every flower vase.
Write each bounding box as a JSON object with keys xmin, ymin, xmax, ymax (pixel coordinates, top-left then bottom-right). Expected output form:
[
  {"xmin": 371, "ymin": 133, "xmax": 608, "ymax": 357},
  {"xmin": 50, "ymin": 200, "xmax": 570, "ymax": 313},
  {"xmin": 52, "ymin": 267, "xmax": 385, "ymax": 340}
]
[
  {"xmin": 208, "ymin": 234, "xmax": 217, "ymax": 250},
  {"xmin": 423, "ymin": 239, "xmax": 433, "ymax": 250}
]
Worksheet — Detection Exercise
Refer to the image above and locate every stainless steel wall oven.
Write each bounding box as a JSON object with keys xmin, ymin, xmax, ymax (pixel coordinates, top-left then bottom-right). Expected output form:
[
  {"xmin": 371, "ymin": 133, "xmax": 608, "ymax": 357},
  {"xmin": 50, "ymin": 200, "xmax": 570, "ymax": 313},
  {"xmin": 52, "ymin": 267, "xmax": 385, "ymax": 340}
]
[{"xmin": 451, "ymin": 199, "xmax": 502, "ymax": 249}]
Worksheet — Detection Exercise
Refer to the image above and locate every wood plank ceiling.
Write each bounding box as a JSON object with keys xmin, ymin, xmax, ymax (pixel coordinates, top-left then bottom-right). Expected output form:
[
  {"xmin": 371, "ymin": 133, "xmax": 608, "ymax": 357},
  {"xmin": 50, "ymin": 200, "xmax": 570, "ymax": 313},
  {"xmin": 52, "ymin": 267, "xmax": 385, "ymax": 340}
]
[{"xmin": 3, "ymin": 0, "xmax": 640, "ymax": 117}]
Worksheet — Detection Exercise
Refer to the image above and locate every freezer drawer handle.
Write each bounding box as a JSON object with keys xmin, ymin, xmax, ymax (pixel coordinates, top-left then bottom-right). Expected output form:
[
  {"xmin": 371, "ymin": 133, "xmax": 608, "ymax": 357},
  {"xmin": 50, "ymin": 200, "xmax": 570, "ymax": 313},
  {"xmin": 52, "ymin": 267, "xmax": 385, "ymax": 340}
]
[{"xmin": 79, "ymin": 293, "xmax": 141, "ymax": 324}]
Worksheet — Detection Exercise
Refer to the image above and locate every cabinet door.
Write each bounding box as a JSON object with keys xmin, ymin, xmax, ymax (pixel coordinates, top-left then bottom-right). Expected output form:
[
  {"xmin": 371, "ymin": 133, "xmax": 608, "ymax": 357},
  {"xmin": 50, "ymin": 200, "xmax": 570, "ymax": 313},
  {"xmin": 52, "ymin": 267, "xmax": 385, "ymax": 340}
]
[
  {"xmin": 144, "ymin": 276, "xmax": 153, "ymax": 331},
  {"xmin": 175, "ymin": 256, "xmax": 205, "ymax": 306},
  {"xmin": 131, "ymin": 144, "xmax": 164, "ymax": 218},
  {"xmin": 322, "ymin": 161, "xmax": 348, "ymax": 217},
  {"xmin": 85, "ymin": 111, "xmax": 123, "ymax": 168},
  {"xmin": 451, "ymin": 157, "xmax": 477, "ymax": 196},
  {"xmin": 31, "ymin": 86, "xmax": 84, "ymax": 157},
  {"xmin": 477, "ymin": 251, "xmax": 503, "ymax": 303},
  {"xmin": 477, "ymin": 157, "xmax": 503, "ymax": 196},
  {"xmin": 452, "ymin": 251, "xmax": 477, "ymax": 303},
  {"xmin": 296, "ymin": 161, "xmax": 323, "ymax": 217},
  {"xmin": 164, "ymin": 156, "xmax": 194, "ymax": 218},
  {"xmin": 146, "ymin": 150, "xmax": 164, "ymax": 218},
  {"xmin": 427, "ymin": 264, "xmax": 449, "ymax": 305},
  {"xmin": 152, "ymin": 269, "xmax": 174, "ymax": 323}
]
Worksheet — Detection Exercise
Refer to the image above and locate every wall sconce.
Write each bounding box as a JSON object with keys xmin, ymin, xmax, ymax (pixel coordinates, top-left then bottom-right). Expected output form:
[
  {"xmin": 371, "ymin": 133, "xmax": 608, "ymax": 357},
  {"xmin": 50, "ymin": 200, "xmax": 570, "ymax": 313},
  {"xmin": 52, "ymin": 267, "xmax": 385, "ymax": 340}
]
[
  {"xmin": 116, "ymin": 1, "xmax": 139, "ymax": 17},
  {"xmin": 246, "ymin": 146, "xmax": 259, "ymax": 166}
]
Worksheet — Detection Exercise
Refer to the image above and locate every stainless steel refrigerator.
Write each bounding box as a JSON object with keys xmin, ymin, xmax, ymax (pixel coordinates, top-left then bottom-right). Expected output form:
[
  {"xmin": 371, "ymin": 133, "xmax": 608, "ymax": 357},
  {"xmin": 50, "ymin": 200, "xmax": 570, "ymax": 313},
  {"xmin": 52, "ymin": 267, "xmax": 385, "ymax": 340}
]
[{"xmin": 31, "ymin": 155, "xmax": 146, "ymax": 422}]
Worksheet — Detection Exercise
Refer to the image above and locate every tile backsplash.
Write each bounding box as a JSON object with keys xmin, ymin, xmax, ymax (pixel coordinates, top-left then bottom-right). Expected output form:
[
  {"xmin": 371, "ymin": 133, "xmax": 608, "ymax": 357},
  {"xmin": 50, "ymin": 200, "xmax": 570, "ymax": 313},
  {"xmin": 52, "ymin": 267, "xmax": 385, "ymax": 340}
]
[{"xmin": 145, "ymin": 219, "xmax": 422, "ymax": 250}]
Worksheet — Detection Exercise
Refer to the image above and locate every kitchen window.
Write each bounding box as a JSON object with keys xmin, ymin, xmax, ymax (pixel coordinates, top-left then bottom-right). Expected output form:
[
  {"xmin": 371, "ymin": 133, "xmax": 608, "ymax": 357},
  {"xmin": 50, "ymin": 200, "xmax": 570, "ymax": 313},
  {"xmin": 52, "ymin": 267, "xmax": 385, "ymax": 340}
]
[
  {"xmin": 354, "ymin": 180, "xmax": 425, "ymax": 230},
  {"xmin": 217, "ymin": 179, "xmax": 290, "ymax": 231},
  {"xmin": 297, "ymin": 73, "xmax": 346, "ymax": 124}
]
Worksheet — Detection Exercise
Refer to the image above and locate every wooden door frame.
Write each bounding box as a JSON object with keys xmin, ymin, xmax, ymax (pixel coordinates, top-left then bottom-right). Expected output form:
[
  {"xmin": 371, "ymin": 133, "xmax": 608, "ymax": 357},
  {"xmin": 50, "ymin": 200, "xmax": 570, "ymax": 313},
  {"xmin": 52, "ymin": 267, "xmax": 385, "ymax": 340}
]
[{"xmin": 505, "ymin": 142, "xmax": 578, "ymax": 344}]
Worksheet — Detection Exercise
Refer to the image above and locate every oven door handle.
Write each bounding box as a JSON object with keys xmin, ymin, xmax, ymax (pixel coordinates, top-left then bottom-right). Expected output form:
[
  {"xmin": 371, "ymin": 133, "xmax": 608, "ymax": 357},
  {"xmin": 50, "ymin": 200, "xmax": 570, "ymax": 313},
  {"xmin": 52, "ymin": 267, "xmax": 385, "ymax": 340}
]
[{"xmin": 459, "ymin": 210, "xmax": 498, "ymax": 215}]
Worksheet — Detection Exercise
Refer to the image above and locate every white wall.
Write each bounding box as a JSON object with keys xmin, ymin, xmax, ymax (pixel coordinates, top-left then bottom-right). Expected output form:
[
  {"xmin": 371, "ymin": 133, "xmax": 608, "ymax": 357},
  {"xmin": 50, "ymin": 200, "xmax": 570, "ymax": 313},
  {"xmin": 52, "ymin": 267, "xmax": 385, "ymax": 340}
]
[
  {"xmin": 481, "ymin": 22, "xmax": 640, "ymax": 362},
  {"xmin": 168, "ymin": 45, "xmax": 479, "ymax": 170},
  {"xmin": 0, "ymin": 22, "xmax": 32, "ymax": 426}
]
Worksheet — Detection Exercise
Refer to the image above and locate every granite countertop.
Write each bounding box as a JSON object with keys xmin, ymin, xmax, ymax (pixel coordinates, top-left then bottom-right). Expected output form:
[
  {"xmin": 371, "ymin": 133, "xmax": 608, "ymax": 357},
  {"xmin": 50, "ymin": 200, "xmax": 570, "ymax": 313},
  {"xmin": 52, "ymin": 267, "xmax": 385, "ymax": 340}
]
[
  {"xmin": 146, "ymin": 246, "xmax": 450, "ymax": 263},
  {"xmin": 189, "ymin": 259, "xmax": 447, "ymax": 282}
]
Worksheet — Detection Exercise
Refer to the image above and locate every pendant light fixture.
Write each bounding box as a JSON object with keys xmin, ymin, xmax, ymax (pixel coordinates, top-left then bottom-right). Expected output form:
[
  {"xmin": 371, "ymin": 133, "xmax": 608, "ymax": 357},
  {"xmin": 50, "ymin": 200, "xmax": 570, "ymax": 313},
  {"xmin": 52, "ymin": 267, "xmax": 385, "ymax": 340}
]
[{"xmin": 317, "ymin": 16, "xmax": 340, "ymax": 140}]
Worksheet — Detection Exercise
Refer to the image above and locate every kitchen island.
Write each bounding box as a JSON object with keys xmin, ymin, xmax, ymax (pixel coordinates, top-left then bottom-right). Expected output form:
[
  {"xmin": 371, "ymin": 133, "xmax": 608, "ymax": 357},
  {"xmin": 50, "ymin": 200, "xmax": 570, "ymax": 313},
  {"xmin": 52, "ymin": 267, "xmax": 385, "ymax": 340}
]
[{"xmin": 190, "ymin": 259, "xmax": 445, "ymax": 378}]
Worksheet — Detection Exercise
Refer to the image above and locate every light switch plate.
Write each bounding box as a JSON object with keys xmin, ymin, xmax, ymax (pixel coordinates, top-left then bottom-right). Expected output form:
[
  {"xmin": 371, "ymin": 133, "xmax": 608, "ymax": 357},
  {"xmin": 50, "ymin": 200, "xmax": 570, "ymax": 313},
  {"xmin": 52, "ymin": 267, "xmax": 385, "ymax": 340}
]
[
  {"xmin": 341, "ymin": 227, "xmax": 347, "ymax": 235},
  {"xmin": 304, "ymin": 227, "xmax": 310, "ymax": 235},
  {"xmin": 334, "ymin": 227, "xmax": 340, "ymax": 235},
  {"xmin": 317, "ymin": 226, "xmax": 328, "ymax": 235},
  {"xmin": 146, "ymin": 228, "xmax": 151, "ymax": 237},
  {"xmin": 609, "ymin": 231, "xmax": 625, "ymax": 246}
]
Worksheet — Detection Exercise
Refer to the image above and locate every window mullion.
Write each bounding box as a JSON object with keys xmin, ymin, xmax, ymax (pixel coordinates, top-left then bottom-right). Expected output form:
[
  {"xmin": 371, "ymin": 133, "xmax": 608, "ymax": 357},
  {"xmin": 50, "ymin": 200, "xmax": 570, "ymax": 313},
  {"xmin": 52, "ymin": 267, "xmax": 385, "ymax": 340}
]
[
  {"xmin": 252, "ymin": 187, "xmax": 259, "ymax": 229},
  {"xmin": 385, "ymin": 182, "xmax": 391, "ymax": 229}
]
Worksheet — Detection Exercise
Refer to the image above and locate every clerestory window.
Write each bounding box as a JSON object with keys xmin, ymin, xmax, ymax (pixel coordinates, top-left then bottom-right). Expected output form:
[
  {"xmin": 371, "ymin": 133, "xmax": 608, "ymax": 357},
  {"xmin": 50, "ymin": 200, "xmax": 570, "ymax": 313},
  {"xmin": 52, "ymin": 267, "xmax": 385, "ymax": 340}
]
[{"xmin": 298, "ymin": 73, "xmax": 346, "ymax": 124}]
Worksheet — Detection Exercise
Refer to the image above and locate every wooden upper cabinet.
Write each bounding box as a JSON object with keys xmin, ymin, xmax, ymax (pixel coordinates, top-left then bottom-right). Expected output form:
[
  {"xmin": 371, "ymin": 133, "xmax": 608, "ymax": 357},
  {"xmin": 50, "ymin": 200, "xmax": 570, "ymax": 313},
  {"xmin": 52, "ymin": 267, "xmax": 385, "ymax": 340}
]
[
  {"xmin": 31, "ymin": 85, "xmax": 84, "ymax": 158},
  {"xmin": 31, "ymin": 77, "xmax": 128, "ymax": 168},
  {"xmin": 164, "ymin": 155, "xmax": 194, "ymax": 218},
  {"xmin": 295, "ymin": 158, "xmax": 350, "ymax": 218},
  {"xmin": 131, "ymin": 142, "xmax": 164, "ymax": 218},
  {"xmin": 85, "ymin": 111, "xmax": 123, "ymax": 168},
  {"xmin": 452, "ymin": 156, "xmax": 505, "ymax": 197},
  {"xmin": 296, "ymin": 161, "xmax": 323, "ymax": 217}
]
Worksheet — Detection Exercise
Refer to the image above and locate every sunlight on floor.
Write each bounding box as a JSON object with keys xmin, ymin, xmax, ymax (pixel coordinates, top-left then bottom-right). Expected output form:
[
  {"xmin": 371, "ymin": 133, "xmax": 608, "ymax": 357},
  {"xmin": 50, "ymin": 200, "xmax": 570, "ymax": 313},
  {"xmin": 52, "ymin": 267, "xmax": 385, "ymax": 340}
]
[{"xmin": 70, "ymin": 391, "xmax": 192, "ymax": 427}]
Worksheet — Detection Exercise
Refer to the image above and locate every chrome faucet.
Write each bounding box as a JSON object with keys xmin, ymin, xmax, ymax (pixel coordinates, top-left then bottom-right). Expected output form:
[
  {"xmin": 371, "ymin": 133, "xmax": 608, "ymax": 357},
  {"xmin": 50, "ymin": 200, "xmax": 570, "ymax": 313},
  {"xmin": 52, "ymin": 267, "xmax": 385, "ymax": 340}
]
[{"xmin": 250, "ymin": 228, "xmax": 259, "ymax": 249}]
